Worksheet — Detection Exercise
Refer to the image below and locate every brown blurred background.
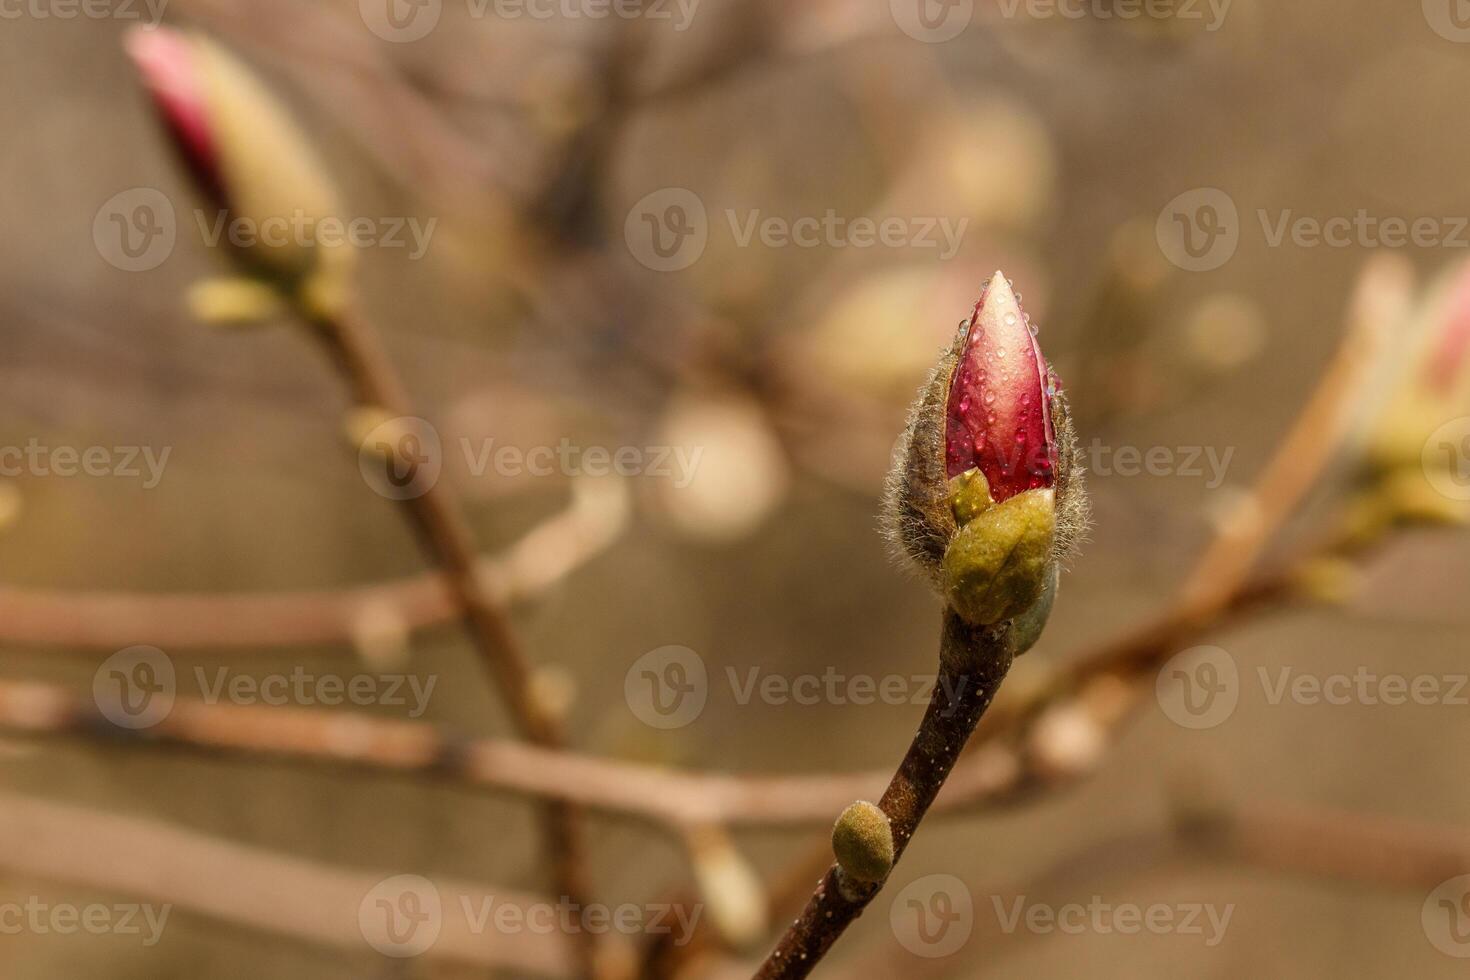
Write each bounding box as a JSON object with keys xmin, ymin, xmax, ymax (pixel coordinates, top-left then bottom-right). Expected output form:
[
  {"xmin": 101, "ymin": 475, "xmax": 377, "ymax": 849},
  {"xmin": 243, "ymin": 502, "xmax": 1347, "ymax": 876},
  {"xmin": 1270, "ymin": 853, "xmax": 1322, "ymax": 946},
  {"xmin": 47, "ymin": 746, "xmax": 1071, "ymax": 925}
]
[{"xmin": 2, "ymin": 0, "xmax": 1469, "ymax": 977}]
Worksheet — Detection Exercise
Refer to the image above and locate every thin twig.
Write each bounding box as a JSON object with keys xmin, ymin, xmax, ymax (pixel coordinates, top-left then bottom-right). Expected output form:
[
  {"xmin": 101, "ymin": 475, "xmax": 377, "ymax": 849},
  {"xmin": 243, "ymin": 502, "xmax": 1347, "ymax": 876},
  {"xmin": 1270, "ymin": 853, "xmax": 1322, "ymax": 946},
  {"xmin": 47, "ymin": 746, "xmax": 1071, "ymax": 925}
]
[
  {"xmin": 305, "ymin": 300, "xmax": 601, "ymax": 976},
  {"xmin": 0, "ymin": 791, "xmax": 573, "ymax": 975},
  {"xmin": 0, "ymin": 477, "xmax": 626, "ymax": 651},
  {"xmin": 752, "ymin": 614, "xmax": 1016, "ymax": 979}
]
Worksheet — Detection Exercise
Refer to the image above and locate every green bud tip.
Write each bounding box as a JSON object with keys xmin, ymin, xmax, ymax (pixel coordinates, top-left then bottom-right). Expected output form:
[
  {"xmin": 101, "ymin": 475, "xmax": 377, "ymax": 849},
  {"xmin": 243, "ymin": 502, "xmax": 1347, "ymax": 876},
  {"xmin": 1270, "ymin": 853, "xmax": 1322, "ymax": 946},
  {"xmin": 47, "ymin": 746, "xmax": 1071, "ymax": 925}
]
[
  {"xmin": 942, "ymin": 487, "xmax": 1057, "ymax": 626},
  {"xmin": 832, "ymin": 801, "xmax": 895, "ymax": 883},
  {"xmin": 949, "ymin": 467, "xmax": 995, "ymax": 527}
]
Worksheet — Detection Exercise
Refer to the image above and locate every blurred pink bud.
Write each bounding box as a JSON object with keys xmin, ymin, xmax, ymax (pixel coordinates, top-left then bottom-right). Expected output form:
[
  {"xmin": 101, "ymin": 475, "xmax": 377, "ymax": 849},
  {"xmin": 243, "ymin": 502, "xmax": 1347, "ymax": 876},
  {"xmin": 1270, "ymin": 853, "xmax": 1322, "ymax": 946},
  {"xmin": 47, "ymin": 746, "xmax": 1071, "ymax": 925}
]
[
  {"xmin": 123, "ymin": 26, "xmax": 346, "ymax": 289},
  {"xmin": 1425, "ymin": 260, "xmax": 1470, "ymax": 395},
  {"xmin": 944, "ymin": 272, "xmax": 1057, "ymax": 500},
  {"xmin": 126, "ymin": 26, "xmax": 224, "ymax": 206}
]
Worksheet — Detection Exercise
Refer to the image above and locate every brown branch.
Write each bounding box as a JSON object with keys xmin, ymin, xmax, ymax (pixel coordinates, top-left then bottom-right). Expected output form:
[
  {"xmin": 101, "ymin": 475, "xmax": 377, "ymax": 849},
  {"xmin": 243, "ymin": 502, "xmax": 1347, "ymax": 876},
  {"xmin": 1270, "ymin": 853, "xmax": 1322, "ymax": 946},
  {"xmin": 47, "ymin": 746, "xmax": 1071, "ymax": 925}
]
[
  {"xmin": 304, "ymin": 300, "xmax": 600, "ymax": 976},
  {"xmin": 0, "ymin": 477, "xmax": 626, "ymax": 651},
  {"xmin": 1186, "ymin": 799, "xmax": 1470, "ymax": 894},
  {"xmin": 0, "ymin": 791, "xmax": 573, "ymax": 975},
  {"xmin": 751, "ymin": 614, "xmax": 1016, "ymax": 979},
  {"xmin": 852, "ymin": 800, "xmax": 1470, "ymax": 979}
]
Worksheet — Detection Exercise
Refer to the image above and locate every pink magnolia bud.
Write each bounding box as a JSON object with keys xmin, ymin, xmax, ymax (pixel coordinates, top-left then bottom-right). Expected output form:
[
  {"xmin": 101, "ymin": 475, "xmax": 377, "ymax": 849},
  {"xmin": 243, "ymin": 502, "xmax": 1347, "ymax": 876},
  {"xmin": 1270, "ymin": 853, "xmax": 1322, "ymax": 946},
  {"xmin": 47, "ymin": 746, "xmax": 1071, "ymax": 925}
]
[
  {"xmin": 126, "ymin": 27, "xmax": 224, "ymax": 206},
  {"xmin": 124, "ymin": 26, "xmax": 346, "ymax": 289},
  {"xmin": 883, "ymin": 271, "xmax": 1086, "ymax": 615},
  {"xmin": 944, "ymin": 273, "xmax": 1057, "ymax": 500},
  {"xmin": 1424, "ymin": 261, "xmax": 1470, "ymax": 396}
]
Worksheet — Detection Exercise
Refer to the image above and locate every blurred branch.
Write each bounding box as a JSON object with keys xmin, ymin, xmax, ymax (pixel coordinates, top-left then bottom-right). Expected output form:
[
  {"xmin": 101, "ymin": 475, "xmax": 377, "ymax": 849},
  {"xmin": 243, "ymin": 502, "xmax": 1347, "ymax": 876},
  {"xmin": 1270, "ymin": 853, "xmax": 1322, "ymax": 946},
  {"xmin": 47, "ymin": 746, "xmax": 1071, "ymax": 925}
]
[
  {"xmin": 845, "ymin": 800, "xmax": 1470, "ymax": 979},
  {"xmin": 1184, "ymin": 799, "xmax": 1470, "ymax": 893},
  {"xmin": 304, "ymin": 297, "xmax": 603, "ymax": 975},
  {"xmin": 0, "ymin": 791, "xmax": 572, "ymax": 976},
  {"xmin": 0, "ymin": 476, "xmax": 626, "ymax": 651}
]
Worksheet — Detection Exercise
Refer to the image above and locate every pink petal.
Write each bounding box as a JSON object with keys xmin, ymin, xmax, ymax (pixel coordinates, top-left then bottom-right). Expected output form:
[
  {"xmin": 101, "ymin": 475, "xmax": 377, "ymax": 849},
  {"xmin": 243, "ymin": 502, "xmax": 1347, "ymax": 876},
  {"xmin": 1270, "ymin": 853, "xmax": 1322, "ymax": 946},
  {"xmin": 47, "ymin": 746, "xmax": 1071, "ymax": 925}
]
[
  {"xmin": 125, "ymin": 26, "xmax": 225, "ymax": 205},
  {"xmin": 1427, "ymin": 261, "xmax": 1470, "ymax": 394},
  {"xmin": 944, "ymin": 272, "xmax": 1057, "ymax": 499}
]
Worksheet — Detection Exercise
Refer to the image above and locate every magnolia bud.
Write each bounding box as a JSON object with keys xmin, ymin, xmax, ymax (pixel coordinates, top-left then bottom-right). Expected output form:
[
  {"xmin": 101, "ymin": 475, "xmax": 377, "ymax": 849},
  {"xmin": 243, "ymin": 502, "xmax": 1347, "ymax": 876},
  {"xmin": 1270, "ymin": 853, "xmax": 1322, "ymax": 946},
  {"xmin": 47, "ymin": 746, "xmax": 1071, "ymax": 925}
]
[
  {"xmin": 884, "ymin": 272, "xmax": 1087, "ymax": 628},
  {"xmin": 126, "ymin": 27, "xmax": 350, "ymax": 293},
  {"xmin": 831, "ymin": 801, "xmax": 894, "ymax": 884}
]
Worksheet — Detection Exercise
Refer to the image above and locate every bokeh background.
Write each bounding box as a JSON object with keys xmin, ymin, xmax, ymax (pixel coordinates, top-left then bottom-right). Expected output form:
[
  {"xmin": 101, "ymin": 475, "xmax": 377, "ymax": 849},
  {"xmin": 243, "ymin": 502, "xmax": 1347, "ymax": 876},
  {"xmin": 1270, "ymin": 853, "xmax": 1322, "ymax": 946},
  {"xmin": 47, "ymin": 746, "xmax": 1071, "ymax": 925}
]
[{"xmin": 2, "ymin": 1, "xmax": 1469, "ymax": 977}]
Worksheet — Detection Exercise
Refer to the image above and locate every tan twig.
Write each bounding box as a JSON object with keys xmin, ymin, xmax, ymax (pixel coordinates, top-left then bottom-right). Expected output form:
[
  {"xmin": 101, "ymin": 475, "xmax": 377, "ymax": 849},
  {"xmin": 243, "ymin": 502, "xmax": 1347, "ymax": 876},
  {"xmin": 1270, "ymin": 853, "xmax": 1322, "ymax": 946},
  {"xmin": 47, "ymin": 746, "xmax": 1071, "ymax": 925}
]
[
  {"xmin": 0, "ymin": 791, "xmax": 573, "ymax": 975},
  {"xmin": 305, "ymin": 300, "xmax": 600, "ymax": 976},
  {"xmin": 0, "ymin": 476, "xmax": 626, "ymax": 651},
  {"xmin": 848, "ymin": 800, "xmax": 1470, "ymax": 979}
]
